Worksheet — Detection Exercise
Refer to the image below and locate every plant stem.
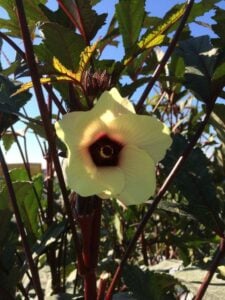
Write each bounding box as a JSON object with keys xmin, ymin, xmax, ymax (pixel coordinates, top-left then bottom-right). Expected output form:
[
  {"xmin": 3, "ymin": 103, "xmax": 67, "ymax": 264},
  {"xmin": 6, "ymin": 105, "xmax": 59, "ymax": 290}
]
[
  {"xmin": 77, "ymin": 196, "xmax": 102, "ymax": 300},
  {"xmin": 84, "ymin": 271, "xmax": 97, "ymax": 300},
  {"xmin": 10, "ymin": 126, "xmax": 45, "ymax": 223},
  {"xmin": 0, "ymin": 31, "xmax": 25, "ymax": 59},
  {"xmin": 0, "ymin": 146, "xmax": 43, "ymax": 299},
  {"xmin": 195, "ymin": 237, "xmax": 225, "ymax": 300},
  {"xmin": 0, "ymin": 31, "xmax": 66, "ymax": 115},
  {"xmin": 44, "ymin": 84, "xmax": 67, "ymax": 115},
  {"xmin": 105, "ymin": 103, "xmax": 214, "ymax": 300},
  {"xmin": 15, "ymin": 0, "xmax": 85, "ymax": 273},
  {"xmin": 136, "ymin": 0, "xmax": 195, "ymax": 112}
]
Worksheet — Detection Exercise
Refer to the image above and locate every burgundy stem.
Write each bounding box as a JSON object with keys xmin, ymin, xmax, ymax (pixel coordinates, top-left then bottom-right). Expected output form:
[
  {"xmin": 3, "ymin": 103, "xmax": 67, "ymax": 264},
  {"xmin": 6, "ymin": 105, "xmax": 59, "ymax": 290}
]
[
  {"xmin": 15, "ymin": 0, "xmax": 85, "ymax": 273},
  {"xmin": 0, "ymin": 31, "xmax": 26, "ymax": 59},
  {"xmin": 76, "ymin": 196, "xmax": 102, "ymax": 299},
  {"xmin": 84, "ymin": 271, "xmax": 97, "ymax": 300},
  {"xmin": 0, "ymin": 146, "xmax": 43, "ymax": 299},
  {"xmin": 136, "ymin": 0, "xmax": 195, "ymax": 112},
  {"xmin": 57, "ymin": 0, "xmax": 88, "ymax": 45},
  {"xmin": 10, "ymin": 126, "xmax": 45, "ymax": 222},
  {"xmin": 105, "ymin": 104, "xmax": 214, "ymax": 299},
  {"xmin": 195, "ymin": 237, "xmax": 225, "ymax": 300},
  {"xmin": 0, "ymin": 30, "xmax": 66, "ymax": 115}
]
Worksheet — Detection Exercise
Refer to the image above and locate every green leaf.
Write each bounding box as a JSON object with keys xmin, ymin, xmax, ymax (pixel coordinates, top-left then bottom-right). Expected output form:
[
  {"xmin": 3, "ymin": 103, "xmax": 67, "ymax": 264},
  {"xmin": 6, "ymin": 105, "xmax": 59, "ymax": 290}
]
[
  {"xmin": 123, "ymin": 265, "xmax": 179, "ymax": 300},
  {"xmin": 121, "ymin": 77, "xmax": 150, "ymax": 98},
  {"xmin": 1, "ymin": 176, "xmax": 43, "ymax": 241},
  {"xmin": 212, "ymin": 6, "xmax": 225, "ymax": 48},
  {"xmin": 211, "ymin": 50, "xmax": 225, "ymax": 93},
  {"xmin": 210, "ymin": 103, "xmax": 225, "ymax": 144},
  {"xmin": 116, "ymin": 0, "xmax": 145, "ymax": 51},
  {"xmin": 177, "ymin": 36, "xmax": 219, "ymax": 103},
  {"xmin": 39, "ymin": 4, "xmax": 74, "ymax": 29},
  {"xmin": 138, "ymin": 4, "xmax": 186, "ymax": 51},
  {"xmin": 15, "ymin": 181, "xmax": 41, "ymax": 240},
  {"xmin": 60, "ymin": 0, "xmax": 107, "ymax": 41},
  {"xmin": 9, "ymin": 168, "xmax": 30, "ymax": 181},
  {"xmin": 168, "ymin": 54, "xmax": 185, "ymax": 95},
  {"xmin": 32, "ymin": 221, "xmax": 67, "ymax": 258},
  {"xmin": 2, "ymin": 132, "xmax": 14, "ymax": 152},
  {"xmin": 0, "ymin": 0, "xmax": 48, "ymax": 37},
  {"xmin": 0, "ymin": 180, "xmax": 31, "ymax": 295},
  {"xmin": 0, "ymin": 221, "xmax": 19, "ymax": 296},
  {"xmin": 187, "ymin": 0, "xmax": 219, "ymax": 22},
  {"xmin": 38, "ymin": 22, "xmax": 85, "ymax": 71},
  {"xmin": 162, "ymin": 134, "xmax": 225, "ymax": 234},
  {"xmin": 0, "ymin": 75, "xmax": 31, "ymax": 133}
]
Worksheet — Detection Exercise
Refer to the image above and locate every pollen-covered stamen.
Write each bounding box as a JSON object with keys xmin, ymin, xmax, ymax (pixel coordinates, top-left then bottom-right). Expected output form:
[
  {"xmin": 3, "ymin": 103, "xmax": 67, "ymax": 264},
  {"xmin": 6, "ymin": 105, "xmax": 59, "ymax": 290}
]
[{"xmin": 89, "ymin": 135, "xmax": 123, "ymax": 167}]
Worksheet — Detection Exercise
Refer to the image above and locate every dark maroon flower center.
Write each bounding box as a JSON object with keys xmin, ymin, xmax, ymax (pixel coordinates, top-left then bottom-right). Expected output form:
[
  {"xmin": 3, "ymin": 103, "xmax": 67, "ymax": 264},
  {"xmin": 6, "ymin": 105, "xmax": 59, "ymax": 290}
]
[{"xmin": 89, "ymin": 135, "xmax": 123, "ymax": 167}]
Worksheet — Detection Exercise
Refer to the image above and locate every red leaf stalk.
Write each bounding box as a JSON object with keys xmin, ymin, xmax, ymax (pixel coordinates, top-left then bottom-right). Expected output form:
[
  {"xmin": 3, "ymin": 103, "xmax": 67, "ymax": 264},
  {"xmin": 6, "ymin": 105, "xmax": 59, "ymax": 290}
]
[
  {"xmin": 195, "ymin": 237, "xmax": 225, "ymax": 300},
  {"xmin": 77, "ymin": 197, "xmax": 102, "ymax": 300}
]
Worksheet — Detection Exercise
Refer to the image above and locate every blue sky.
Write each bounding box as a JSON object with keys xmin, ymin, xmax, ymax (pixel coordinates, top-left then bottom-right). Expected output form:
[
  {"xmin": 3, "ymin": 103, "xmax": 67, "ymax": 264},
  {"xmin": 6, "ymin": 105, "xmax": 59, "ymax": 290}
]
[{"xmin": 0, "ymin": 0, "xmax": 223, "ymax": 166}]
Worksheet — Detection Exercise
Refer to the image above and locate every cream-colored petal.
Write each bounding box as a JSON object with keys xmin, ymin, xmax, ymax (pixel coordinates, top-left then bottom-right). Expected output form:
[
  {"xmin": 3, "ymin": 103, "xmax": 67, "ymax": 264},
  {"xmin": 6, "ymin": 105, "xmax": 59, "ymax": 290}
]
[
  {"xmin": 55, "ymin": 111, "xmax": 108, "ymax": 148},
  {"xmin": 95, "ymin": 167, "xmax": 125, "ymax": 197},
  {"xmin": 55, "ymin": 88, "xmax": 136, "ymax": 149},
  {"xmin": 55, "ymin": 111, "xmax": 83, "ymax": 143},
  {"xmin": 93, "ymin": 88, "xmax": 135, "ymax": 125},
  {"xmin": 65, "ymin": 148, "xmax": 125, "ymax": 197},
  {"xmin": 109, "ymin": 114, "xmax": 172, "ymax": 163},
  {"xmin": 118, "ymin": 145, "xmax": 156, "ymax": 206}
]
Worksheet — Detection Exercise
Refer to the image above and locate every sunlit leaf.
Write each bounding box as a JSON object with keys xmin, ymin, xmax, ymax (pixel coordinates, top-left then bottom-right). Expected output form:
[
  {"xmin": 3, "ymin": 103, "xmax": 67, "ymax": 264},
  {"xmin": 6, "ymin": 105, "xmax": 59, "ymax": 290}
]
[
  {"xmin": 15, "ymin": 42, "xmax": 98, "ymax": 95},
  {"xmin": 53, "ymin": 42, "xmax": 98, "ymax": 82},
  {"xmin": 116, "ymin": 0, "xmax": 145, "ymax": 51},
  {"xmin": 38, "ymin": 22, "xmax": 85, "ymax": 70},
  {"xmin": 53, "ymin": 57, "xmax": 80, "ymax": 81},
  {"xmin": 138, "ymin": 4, "xmax": 185, "ymax": 51},
  {"xmin": 13, "ymin": 76, "xmax": 73, "ymax": 96}
]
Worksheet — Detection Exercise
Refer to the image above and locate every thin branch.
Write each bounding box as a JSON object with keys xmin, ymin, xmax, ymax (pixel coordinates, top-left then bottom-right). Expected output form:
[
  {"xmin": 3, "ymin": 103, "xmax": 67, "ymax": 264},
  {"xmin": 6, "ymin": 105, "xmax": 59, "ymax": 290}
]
[
  {"xmin": 195, "ymin": 237, "xmax": 225, "ymax": 300},
  {"xmin": 15, "ymin": 0, "xmax": 85, "ymax": 273},
  {"xmin": 11, "ymin": 126, "xmax": 45, "ymax": 223},
  {"xmin": 0, "ymin": 29, "xmax": 67, "ymax": 115},
  {"xmin": 44, "ymin": 84, "xmax": 67, "ymax": 115},
  {"xmin": 136, "ymin": 0, "xmax": 195, "ymax": 112},
  {"xmin": 0, "ymin": 146, "xmax": 43, "ymax": 299},
  {"xmin": 105, "ymin": 101, "xmax": 215, "ymax": 299},
  {"xmin": 0, "ymin": 31, "xmax": 26, "ymax": 59}
]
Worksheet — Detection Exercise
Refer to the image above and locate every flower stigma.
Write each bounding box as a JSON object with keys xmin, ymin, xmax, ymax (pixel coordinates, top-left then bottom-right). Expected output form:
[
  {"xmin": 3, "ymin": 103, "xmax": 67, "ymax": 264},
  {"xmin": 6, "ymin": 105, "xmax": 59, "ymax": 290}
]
[{"xmin": 89, "ymin": 135, "xmax": 123, "ymax": 167}]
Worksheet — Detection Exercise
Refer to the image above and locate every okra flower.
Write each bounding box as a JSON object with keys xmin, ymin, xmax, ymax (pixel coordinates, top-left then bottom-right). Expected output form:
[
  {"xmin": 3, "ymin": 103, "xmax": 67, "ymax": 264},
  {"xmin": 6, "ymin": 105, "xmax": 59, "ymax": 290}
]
[{"xmin": 55, "ymin": 88, "xmax": 171, "ymax": 206}]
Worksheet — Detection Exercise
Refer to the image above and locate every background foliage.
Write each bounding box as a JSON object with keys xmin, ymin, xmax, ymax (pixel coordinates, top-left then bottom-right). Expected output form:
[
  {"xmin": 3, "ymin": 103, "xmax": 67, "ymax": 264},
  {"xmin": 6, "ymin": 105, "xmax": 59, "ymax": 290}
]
[{"xmin": 0, "ymin": 0, "xmax": 225, "ymax": 299}]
